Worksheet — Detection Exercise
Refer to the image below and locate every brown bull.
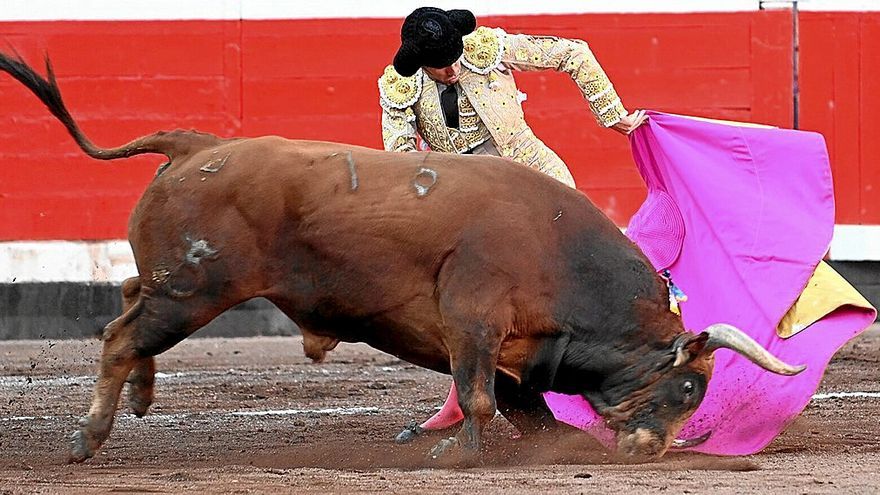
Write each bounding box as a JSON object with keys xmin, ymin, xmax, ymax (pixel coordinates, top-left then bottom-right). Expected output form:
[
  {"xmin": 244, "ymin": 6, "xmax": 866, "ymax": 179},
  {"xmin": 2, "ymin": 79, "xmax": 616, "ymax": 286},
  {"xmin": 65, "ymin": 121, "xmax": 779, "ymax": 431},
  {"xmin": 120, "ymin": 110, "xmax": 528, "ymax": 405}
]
[{"xmin": 0, "ymin": 53, "xmax": 804, "ymax": 464}]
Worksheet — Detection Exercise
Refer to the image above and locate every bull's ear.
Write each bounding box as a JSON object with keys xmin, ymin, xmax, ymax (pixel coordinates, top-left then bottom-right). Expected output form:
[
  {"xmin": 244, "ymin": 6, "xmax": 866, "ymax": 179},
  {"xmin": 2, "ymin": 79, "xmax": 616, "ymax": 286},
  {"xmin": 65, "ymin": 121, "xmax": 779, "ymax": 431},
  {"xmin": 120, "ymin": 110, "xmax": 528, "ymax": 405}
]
[{"xmin": 672, "ymin": 332, "xmax": 709, "ymax": 367}]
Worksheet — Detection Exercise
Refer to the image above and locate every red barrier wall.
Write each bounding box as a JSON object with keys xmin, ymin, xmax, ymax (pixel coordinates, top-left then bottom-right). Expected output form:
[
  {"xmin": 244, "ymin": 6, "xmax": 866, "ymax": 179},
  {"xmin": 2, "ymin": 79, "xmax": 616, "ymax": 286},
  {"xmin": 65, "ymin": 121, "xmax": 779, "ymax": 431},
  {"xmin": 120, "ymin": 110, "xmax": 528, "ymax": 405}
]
[
  {"xmin": 800, "ymin": 12, "xmax": 880, "ymax": 225},
  {"xmin": 0, "ymin": 11, "xmax": 872, "ymax": 240}
]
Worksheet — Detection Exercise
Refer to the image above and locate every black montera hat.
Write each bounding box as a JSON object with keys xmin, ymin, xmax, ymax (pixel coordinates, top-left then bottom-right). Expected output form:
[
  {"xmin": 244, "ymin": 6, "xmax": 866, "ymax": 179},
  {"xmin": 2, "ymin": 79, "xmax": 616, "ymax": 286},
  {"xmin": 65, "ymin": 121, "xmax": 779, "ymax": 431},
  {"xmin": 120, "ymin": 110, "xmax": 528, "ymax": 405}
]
[{"xmin": 393, "ymin": 7, "xmax": 477, "ymax": 77}]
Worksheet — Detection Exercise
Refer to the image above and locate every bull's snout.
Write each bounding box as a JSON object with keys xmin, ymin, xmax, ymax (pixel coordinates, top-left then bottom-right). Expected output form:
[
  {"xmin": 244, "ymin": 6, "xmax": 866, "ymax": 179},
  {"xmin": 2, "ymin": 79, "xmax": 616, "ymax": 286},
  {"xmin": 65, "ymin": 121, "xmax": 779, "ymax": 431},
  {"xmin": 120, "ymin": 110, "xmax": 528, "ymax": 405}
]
[
  {"xmin": 617, "ymin": 428, "xmax": 713, "ymax": 461},
  {"xmin": 616, "ymin": 428, "xmax": 668, "ymax": 460}
]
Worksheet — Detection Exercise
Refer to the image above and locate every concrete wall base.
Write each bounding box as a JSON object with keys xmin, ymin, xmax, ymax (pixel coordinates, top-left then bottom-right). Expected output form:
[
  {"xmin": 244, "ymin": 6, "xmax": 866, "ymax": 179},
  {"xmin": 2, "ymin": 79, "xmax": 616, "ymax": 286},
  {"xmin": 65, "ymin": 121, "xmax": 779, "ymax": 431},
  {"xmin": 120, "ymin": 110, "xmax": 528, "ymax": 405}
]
[
  {"xmin": 0, "ymin": 283, "xmax": 298, "ymax": 340},
  {"xmin": 1, "ymin": 262, "xmax": 876, "ymax": 340}
]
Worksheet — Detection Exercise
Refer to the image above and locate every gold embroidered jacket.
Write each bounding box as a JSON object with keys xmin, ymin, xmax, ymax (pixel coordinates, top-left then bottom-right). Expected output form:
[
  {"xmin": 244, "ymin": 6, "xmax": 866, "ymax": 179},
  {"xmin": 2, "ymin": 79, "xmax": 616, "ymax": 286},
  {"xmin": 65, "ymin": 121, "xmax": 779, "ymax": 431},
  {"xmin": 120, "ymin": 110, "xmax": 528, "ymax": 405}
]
[{"xmin": 379, "ymin": 27, "xmax": 628, "ymax": 188}]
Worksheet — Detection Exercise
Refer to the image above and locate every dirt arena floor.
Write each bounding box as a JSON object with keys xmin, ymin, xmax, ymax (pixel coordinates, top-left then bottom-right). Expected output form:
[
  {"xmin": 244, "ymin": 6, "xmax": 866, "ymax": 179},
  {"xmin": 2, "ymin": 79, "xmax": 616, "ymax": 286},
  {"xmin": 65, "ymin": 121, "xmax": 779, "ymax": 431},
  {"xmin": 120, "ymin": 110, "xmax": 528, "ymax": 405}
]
[{"xmin": 0, "ymin": 326, "xmax": 878, "ymax": 494}]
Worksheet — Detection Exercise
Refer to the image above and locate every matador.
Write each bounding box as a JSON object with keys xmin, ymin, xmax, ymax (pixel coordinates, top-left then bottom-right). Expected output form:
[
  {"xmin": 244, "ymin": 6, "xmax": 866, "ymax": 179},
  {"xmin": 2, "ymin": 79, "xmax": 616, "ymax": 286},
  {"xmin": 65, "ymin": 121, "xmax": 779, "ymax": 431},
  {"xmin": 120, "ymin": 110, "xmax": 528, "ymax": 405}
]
[
  {"xmin": 378, "ymin": 6, "xmax": 647, "ymax": 444},
  {"xmin": 379, "ymin": 7, "xmax": 647, "ymax": 189}
]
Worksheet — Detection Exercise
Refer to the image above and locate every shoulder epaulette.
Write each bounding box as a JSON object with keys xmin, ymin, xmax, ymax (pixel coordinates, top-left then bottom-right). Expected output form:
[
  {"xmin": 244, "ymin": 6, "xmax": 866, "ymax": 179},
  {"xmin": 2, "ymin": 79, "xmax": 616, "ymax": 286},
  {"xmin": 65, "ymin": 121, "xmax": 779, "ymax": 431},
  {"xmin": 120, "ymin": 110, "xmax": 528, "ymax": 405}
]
[
  {"xmin": 462, "ymin": 27, "xmax": 506, "ymax": 74},
  {"xmin": 378, "ymin": 65, "xmax": 423, "ymax": 109}
]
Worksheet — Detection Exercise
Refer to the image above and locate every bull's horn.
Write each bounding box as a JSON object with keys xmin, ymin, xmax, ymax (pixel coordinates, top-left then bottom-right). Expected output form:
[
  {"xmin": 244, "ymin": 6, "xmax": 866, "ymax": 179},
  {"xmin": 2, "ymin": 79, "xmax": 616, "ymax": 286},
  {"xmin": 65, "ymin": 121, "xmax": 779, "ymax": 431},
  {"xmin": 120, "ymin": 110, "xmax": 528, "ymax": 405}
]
[
  {"xmin": 671, "ymin": 431, "xmax": 712, "ymax": 449},
  {"xmin": 703, "ymin": 324, "xmax": 806, "ymax": 376}
]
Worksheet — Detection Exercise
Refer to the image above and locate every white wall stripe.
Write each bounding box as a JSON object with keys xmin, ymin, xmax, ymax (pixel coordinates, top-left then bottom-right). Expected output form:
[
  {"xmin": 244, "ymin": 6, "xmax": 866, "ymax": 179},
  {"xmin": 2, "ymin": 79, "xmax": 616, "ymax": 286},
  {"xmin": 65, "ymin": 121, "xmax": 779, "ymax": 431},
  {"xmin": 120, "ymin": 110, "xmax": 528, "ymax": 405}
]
[
  {"xmin": 3, "ymin": 1, "xmax": 878, "ymax": 22},
  {"xmin": 1, "ymin": 0, "xmax": 763, "ymax": 22},
  {"xmin": 830, "ymin": 225, "xmax": 880, "ymax": 262},
  {"xmin": 791, "ymin": 0, "xmax": 880, "ymax": 11},
  {"xmin": 0, "ymin": 240, "xmax": 136, "ymax": 284},
  {"xmin": 2, "ymin": 0, "xmax": 241, "ymax": 21},
  {"xmin": 242, "ymin": 0, "xmax": 763, "ymax": 19},
  {"xmin": 1, "ymin": 225, "xmax": 876, "ymax": 284}
]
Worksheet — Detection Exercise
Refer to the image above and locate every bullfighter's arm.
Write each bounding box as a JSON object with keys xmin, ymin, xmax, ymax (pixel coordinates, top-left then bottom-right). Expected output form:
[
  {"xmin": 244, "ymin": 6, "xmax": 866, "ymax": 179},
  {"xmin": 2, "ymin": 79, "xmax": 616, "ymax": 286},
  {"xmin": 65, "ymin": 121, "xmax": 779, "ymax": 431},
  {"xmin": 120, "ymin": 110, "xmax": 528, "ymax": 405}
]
[
  {"xmin": 380, "ymin": 106, "xmax": 418, "ymax": 152},
  {"xmin": 463, "ymin": 27, "xmax": 628, "ymax": 128},
  {"xmin": 378, "ymin": 65, "xmax": 421, "ymax": 152}
]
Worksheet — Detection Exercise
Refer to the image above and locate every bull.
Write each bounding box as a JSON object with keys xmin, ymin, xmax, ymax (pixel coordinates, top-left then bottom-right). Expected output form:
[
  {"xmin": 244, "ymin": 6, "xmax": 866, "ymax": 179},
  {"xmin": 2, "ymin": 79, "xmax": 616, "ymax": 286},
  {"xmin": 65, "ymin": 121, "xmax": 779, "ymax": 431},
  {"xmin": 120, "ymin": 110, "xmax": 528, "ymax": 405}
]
[{"xmin": 0, "ymin": 53, "xmax": 804, "ymax": 464}]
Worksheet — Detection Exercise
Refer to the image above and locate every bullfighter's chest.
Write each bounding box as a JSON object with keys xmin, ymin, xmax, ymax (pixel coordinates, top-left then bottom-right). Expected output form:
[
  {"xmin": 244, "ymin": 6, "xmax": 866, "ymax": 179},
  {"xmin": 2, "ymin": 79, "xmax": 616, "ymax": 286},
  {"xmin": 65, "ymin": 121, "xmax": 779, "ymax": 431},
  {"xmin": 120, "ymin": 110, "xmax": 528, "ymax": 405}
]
[{"xmin": 411, "ymin": 77, "xmax": 492, "ymax": 153}]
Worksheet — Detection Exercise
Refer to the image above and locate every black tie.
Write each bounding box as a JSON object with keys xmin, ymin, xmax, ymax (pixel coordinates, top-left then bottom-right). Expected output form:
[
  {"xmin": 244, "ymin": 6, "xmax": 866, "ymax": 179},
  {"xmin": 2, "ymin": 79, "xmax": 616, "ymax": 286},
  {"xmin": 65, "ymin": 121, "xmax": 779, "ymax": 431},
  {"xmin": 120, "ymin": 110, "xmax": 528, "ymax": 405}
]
[{"xmin": 440, "ymin": 84, "xmax": 459, "ymax": 129}]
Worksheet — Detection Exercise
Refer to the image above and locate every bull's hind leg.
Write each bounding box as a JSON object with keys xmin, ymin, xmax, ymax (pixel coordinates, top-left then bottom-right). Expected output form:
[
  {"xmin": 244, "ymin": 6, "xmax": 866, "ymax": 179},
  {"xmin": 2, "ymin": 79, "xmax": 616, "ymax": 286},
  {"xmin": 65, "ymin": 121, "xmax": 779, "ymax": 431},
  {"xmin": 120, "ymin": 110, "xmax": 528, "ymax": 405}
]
[
  {"xmin": 69, "ymin": 285, "xmax": 234, "ymax": 463},
  {"xmin": 69, "ymin": 297, "xmax": 144, "ymax": 462},
  {"xmin": 126, "ymin": 357, "xmax": 155, "ymax": 417},
  {"xmin": 118, "ymin": 277, "xmax": 155, "ymax": 417}
]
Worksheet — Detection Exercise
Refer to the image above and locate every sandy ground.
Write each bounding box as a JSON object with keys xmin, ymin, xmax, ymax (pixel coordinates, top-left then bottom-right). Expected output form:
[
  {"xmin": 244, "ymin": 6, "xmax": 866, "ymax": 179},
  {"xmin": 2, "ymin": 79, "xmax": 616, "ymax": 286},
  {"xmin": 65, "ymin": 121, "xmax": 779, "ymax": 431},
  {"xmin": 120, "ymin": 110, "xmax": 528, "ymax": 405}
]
[{"xmin": 0, "ymin": 326, "xmax": 878, "ymax": 494}]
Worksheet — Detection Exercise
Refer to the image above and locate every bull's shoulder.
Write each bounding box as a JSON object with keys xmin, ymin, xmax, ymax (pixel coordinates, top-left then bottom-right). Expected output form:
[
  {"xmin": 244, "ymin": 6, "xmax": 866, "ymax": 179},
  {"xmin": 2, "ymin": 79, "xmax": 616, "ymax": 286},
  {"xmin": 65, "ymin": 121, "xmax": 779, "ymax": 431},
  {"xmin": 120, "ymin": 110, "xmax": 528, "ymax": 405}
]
[{"xmin": 378, "ymin": 65, "xmax": 423, "ymax": 110}]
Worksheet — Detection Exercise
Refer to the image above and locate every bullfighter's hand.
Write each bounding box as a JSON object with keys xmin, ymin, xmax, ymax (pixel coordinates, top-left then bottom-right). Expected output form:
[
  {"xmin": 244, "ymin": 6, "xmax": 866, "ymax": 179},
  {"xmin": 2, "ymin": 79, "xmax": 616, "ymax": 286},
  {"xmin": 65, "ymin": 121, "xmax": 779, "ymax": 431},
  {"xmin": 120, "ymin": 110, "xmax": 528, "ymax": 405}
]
[{"xmin": 611, "ymin": 109, "xmax": 649, "ymax": 135}]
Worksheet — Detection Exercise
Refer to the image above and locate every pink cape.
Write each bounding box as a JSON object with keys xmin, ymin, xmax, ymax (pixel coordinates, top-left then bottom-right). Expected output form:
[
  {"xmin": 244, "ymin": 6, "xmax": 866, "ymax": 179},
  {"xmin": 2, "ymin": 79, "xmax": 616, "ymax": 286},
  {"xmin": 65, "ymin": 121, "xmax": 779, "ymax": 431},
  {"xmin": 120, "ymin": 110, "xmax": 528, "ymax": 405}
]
[{"xmin": 544, "ymin": 111, "xmax": 876, "ymax": 455}]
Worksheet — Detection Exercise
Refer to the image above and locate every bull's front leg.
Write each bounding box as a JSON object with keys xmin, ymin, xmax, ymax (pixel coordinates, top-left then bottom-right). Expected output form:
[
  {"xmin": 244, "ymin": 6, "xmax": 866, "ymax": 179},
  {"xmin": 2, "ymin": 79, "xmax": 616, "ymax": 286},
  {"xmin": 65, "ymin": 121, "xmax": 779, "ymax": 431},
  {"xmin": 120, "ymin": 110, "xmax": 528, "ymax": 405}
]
[{"xmin": 427, "ymin": 331, "xmax": 500, "ymax": 465}]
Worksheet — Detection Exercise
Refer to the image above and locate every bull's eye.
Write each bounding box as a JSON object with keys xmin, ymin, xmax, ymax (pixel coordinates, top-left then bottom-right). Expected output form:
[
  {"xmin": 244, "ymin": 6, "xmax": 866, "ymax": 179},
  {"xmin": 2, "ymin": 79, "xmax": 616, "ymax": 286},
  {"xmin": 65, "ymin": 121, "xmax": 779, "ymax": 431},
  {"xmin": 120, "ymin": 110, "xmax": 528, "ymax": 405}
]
[{"xmin": 681, "ymin": 380, "xmax": 695, "ymax": 396}]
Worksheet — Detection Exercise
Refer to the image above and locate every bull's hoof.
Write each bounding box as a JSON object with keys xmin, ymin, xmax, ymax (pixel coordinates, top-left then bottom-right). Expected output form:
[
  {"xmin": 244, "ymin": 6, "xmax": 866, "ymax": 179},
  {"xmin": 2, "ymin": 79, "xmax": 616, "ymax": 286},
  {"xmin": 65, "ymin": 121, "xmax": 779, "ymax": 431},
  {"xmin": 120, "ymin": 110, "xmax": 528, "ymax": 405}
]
[
  {"xmin": 395, "ymin": 421, "xmax": 424, "ymax": 444},
  {"xmin": 428, "ymin": 437, "xmax": 459, "ymax": 459},
  {"xmin": 128, "ymin": 395, "xmax": 151, "ymax": 417},
  {"xmin": 427, "ymin": 437, "xmax": 480, "ymax": 467},
  {"xmin": 68, "ymin": 429, "xmax": 94, "ymax": 463},
  {"xmin": 126, "ymin": 376, "xmax": 154, "ymax": 417}
]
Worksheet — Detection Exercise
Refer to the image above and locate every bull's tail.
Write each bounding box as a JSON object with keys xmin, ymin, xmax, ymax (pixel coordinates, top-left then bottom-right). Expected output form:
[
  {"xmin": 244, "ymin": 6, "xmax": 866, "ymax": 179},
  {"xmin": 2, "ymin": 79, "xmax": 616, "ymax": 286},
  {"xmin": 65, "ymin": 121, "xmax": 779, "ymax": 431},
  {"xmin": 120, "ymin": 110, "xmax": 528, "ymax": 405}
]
[{"xmin": 0, "ymin": 51, "xmax": 217, "ymax": 161}]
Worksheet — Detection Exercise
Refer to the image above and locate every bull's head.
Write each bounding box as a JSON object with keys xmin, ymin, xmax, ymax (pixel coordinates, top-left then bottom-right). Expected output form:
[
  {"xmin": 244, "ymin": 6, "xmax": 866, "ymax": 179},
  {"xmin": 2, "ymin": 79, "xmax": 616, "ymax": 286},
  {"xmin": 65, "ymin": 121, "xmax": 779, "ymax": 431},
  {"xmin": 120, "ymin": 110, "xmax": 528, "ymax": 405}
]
[{"xmin": 581, "ymin": 323, "xmax": 805, "ymax": 460}]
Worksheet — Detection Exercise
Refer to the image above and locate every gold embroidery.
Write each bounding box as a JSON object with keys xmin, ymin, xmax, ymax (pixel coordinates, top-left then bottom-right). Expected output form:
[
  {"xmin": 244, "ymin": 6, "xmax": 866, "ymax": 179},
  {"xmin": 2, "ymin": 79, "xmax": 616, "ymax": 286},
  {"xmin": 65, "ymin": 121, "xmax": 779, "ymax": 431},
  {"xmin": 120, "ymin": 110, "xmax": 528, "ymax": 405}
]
[
  {"xmin": 411, "ymin": 78, "xmax": 492, "ymax": 154},
  {"xmin": 380, "ymin": 81, "xmax": 418, "ymax": 152},
  {"xmin": 462, "ymin": 27, "xmax": 505, "ymax": 74},
  {"xmin": 381, "ymin": 106, "xmax": 417, "ymax": 152},
  {"xmin": 503, "ymin": 34, "xmax": 627, "ymax": 127},
  {"xmin": 378, "ymin": 65, "xmax": 423, "ymax": 109},
  {"xmin": 380, "ymin": 30, "xmax": 577, "ymax": 187}
]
